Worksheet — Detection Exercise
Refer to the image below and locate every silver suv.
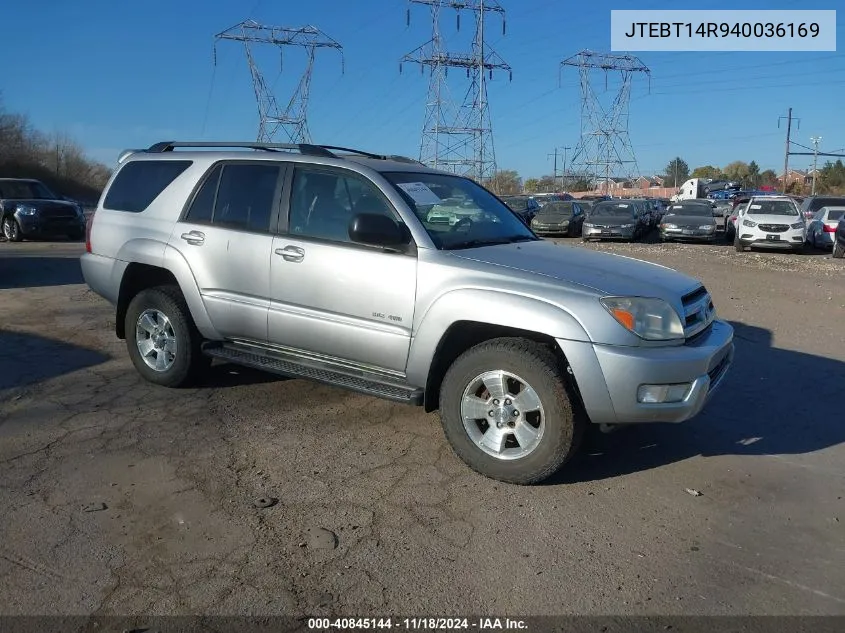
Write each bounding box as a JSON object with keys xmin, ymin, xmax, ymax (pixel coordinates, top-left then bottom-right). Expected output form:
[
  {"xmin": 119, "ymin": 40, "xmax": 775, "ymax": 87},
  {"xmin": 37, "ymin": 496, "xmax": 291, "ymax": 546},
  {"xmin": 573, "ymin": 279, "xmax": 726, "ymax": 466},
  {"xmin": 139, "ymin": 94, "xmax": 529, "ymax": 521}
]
[{"xmin": 81, "ymin": 141, "xmax": 735, "ymax": 484}]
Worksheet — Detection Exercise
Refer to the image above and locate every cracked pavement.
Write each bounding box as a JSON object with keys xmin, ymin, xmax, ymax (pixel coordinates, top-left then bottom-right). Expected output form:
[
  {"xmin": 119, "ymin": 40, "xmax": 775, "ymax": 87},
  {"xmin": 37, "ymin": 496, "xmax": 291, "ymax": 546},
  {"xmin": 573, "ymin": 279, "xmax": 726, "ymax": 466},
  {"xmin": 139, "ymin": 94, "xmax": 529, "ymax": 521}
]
[{"xmin": 0, "ymin": 239, "xmax": 844, "ymax": 618}]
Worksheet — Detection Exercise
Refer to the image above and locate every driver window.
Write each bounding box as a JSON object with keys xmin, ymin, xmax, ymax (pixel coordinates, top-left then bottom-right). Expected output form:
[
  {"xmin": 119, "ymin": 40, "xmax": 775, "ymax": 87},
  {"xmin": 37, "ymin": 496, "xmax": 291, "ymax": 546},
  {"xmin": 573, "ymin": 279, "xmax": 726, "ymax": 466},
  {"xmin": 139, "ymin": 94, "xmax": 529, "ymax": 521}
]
[{"xmin": 288, "ymin": 168, "xmax": 398, "ymax": 244}]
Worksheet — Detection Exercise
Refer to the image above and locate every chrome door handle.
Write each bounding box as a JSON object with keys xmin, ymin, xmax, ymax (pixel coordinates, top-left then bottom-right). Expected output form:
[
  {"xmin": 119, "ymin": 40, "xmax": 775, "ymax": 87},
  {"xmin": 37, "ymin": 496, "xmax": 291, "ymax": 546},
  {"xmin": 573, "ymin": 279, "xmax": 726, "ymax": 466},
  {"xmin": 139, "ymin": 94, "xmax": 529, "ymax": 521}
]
[
  {"xmin": 275, "ymin": 245, "xmax": 305, "ymax": 262},
  {"xmin": 180, "ymin": 230, "xmax": 205, "ymax": 246}
]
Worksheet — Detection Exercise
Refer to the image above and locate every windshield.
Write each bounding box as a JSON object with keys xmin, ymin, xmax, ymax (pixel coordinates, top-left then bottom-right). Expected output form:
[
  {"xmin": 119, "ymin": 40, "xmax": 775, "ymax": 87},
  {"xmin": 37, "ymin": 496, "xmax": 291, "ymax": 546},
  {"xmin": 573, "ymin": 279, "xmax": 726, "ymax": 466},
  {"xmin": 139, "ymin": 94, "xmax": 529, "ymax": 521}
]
[
  {"xmin": 667, "ymin": 204, "xmax": 712, "ymax": 217},
  {"xmin": 536, "ymin": 202, "xmax": 573, "ymax": 217},
  {"xmin": 747, "ymin": 200, "xmax": 800, "ymax": 216},
  {"xmin": 0, "ymin": 179, "xmax": 57, "ymax": 200},
  {"xmin": 383, "ymin": 172, "xmax": 537, "ymax": 250},
  {"xmin": 589, "ymin": 202, "xmax": 636, "ymax": 218}
]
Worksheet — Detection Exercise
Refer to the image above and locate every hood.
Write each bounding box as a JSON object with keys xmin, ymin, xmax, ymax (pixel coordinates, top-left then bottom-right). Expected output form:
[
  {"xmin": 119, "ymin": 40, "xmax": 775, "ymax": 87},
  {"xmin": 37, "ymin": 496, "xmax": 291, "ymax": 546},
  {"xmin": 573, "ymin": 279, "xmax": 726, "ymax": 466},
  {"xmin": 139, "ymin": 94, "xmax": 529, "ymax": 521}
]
[
  {"xmin": 744, "ymin": 214, "xmax": 802, "ymax": 225},
  {"xmin": 452, "ymin": 239, "xmax": 701, "ymax": 300},
  {"xmin": 7, "ymin": 198, "xmax": 77, "ymax": 210},
  {"xmin": 534, "ymin": 211, "xmax": 573, "ymax": 222},
  {"xmin": 663, "ymin": 214, "xmax": 715, "ymax": 226},
  {"xmin": 586, "ymin": 215, "xmax": 636, "ymax": 226}
]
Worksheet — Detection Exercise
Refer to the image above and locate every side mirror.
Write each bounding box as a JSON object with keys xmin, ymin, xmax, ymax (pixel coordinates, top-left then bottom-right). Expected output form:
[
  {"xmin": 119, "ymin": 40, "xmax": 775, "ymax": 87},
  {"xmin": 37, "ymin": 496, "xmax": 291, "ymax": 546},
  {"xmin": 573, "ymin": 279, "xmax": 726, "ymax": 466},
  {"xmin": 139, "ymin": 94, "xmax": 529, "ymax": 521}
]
[{"xmin": 348, "ymin": 213, "xmax": 409, "ymax": 248}]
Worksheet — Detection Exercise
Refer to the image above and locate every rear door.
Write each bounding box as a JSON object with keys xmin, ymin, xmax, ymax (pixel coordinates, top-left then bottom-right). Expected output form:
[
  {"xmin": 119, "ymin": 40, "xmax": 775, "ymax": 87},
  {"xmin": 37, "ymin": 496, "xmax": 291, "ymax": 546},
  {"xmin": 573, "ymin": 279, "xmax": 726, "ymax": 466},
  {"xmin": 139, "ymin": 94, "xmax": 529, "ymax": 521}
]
[{"xmin": 172, "ymin": 160, "xmax": 285, "ymax": 342}]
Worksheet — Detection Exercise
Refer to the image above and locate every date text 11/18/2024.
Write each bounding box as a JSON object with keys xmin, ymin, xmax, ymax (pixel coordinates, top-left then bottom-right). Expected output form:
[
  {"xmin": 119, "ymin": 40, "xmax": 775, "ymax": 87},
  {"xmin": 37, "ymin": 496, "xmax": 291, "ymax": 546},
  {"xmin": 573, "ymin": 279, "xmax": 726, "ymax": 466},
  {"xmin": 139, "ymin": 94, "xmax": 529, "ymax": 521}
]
[{"xmin": 307, "ymin": 617, "xmax": 528, "ymax": 630}]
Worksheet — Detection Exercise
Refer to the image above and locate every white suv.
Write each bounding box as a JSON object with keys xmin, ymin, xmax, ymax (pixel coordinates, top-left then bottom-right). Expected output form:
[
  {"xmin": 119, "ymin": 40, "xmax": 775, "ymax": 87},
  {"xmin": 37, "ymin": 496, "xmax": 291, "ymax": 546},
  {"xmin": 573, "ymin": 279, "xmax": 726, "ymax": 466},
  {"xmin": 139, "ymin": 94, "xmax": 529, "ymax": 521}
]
[{"xmin": 734, "ymin": 196, "xmax": 806, "ymax": 253}]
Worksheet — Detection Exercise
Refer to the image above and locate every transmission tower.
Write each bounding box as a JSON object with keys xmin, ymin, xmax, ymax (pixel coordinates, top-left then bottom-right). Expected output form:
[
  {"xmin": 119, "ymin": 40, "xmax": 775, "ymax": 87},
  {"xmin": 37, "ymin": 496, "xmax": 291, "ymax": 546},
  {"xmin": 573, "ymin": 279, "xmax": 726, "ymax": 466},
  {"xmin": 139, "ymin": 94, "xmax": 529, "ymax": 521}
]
[
  {"xmin": 560, "ymin": 50, "xmax": 650, "ymax": 192},
  {"xmin": 214, "ymin": 20, "xmax": 343, "ymax": 143},
  {"xmin": 401, "ymin": 1, "xmax": 512, "ymax": 183}
]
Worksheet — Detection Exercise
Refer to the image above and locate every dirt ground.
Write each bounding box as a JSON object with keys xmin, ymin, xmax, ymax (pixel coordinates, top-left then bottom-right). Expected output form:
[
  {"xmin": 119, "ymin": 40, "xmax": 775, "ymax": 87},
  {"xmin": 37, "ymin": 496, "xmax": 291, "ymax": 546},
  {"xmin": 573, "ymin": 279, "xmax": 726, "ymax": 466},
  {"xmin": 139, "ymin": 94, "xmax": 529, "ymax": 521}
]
[{"xmin": 1, "ymin": 236, "xmax": 844, "ymax": 621}]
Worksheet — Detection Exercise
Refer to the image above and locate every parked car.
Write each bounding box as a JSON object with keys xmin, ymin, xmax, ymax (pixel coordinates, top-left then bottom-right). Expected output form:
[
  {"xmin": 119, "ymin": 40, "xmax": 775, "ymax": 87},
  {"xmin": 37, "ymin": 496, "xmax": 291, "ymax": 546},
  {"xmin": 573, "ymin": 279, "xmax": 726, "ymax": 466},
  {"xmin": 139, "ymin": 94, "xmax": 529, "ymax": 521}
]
[
  {"xmin": 798, "ymin": 196, "xmax": 845, "ymax": 222},
  {"xmin": 659, "ymin": 201, "xmax": 719, "ymax": 243},
  {"xmin": 833, "ymin": 216, "xmax": 845, "ymax": 258},
  {"xmin": 530, "ymin": 200, "xmax": 586, "ymax": 237},
  {"xmin": 499, "ymin": 195, "xmax": 540, "ymax": 224},
  {"xmin": 582, "ymin": 200, "xmax": 645, "ymax": 241},
  {"xmin": 725, "ymin": 200, "xmax": 750, "ymax": 242},
  {"xmin": 80, "ymin": 140, "xmax": 734, "ymax": 485},
  {"xmin": 0, "ymin": 178, "xmax": 87, "ymax": 242},
  {"xmin": 805, "ymin": 206, "xmax": 845, "ymax": 250},
  {"xmin": 734, "ymin": 196, "xmax": 806, "ymax": 253}
]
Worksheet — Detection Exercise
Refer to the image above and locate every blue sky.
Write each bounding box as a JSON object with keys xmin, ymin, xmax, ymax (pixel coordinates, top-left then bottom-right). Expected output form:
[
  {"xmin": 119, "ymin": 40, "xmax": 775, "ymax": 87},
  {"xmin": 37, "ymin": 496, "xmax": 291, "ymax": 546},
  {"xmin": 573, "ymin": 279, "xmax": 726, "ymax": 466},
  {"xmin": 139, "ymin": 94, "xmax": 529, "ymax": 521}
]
[{"xmin": 1, "ymin": 0, "xmax": 842, "ymax": 179}]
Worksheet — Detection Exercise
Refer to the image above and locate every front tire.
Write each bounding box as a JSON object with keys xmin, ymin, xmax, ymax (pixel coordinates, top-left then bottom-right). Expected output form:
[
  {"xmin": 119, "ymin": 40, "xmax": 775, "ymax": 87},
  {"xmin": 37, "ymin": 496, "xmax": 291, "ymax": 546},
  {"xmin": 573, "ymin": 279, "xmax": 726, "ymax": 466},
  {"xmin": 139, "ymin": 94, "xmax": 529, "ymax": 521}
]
[
  {"xmin": 734, "ymin": 236, "xmax": 745, "ymax": 252},
  {"xmin": 125, "ymin": 285, "xmax": 209, "ymax": 387},
  {"xmin": 439, "ymin": 338, "xmax": 585, "ymax": 485},
  {"xmin": 2, "ymin": 216, "xmax": 22, "ymax": 242}
]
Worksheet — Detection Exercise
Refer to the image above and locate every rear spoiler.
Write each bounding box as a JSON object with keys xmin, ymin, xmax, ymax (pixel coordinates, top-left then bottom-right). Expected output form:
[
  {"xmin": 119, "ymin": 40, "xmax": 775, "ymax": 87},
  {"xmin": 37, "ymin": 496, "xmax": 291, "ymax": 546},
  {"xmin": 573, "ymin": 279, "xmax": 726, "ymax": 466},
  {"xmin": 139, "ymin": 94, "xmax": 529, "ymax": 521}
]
[{"xmin": 117, "ymin": 149, "xmax": 145, "ymax": 164}]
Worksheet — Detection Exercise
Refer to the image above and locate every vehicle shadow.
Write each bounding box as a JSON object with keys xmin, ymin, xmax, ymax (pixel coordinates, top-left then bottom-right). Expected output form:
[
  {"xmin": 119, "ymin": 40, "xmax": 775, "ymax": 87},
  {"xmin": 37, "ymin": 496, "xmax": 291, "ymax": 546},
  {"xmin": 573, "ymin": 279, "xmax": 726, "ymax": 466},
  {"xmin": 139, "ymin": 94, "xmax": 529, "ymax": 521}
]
[
  {"xmin": 0, "ymin": 255, "xmax": 84, "ymax": 289},
  {"xmin": 548, "ymin": 319, "xmax": 845, "ymax": 484},
  {"xmin": 200, "ymin": 362, "xmax": 290, "ymax": 387},
  {"xmin": 0, "ymin": 329, "xmax": 109, "ymax": 392}
]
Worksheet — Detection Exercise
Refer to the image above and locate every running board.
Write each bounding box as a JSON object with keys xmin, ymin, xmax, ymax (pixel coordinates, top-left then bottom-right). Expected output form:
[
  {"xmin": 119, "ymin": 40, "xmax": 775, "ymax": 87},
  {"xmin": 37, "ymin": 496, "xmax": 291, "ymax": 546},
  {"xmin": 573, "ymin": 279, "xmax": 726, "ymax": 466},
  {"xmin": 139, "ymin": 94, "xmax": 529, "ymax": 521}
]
[{"xmin": 202, "ymin": 342, "xmax": 424, "ymax": 405}]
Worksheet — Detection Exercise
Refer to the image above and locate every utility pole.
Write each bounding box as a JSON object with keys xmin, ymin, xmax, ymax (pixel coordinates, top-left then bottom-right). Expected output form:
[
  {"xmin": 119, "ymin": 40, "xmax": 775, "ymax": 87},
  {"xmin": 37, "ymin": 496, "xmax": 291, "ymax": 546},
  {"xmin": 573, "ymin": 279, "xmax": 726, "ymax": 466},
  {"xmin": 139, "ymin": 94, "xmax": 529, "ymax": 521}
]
[
  {"xmin": 810, "ymin": 136, "xmax": 822, "ymax": 195},
  {"xmin": 561, "ymin": 146, "xmax": 570, "ymax": 190},
  {"xmin": 547, "ymin": 148, "xmax": 559, "ymax": 190},
  {"xmin": 778, "ymin": 108, "xmax": 800, "ymax": 193}
]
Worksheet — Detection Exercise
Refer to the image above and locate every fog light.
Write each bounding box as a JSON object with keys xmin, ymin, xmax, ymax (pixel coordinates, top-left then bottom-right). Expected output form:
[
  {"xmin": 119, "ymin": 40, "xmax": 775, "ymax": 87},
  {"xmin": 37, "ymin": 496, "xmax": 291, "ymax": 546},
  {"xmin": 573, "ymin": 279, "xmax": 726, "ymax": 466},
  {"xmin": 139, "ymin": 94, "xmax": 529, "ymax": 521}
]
[{"xmin": 637, "ymin": 383, "xmax": 692, "ymax": 404}]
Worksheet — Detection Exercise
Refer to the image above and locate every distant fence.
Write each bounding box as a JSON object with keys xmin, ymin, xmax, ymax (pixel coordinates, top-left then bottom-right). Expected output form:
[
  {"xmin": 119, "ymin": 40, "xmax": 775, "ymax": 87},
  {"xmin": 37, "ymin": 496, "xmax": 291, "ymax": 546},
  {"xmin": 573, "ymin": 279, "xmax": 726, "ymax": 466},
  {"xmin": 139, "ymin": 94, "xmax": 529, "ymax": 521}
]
[{"xmin": 568, "ymin": 187, "xmax": 678, "ymax": 199}]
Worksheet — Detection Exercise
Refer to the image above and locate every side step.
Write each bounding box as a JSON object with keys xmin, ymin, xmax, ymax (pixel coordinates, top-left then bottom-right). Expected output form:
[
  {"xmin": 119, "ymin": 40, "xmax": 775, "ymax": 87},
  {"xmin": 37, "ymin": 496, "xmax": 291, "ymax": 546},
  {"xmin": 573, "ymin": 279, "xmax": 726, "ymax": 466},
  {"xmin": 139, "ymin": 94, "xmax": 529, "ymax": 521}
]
[{"xmin": 202, "ymin": 342, "xmax": 424, "ymax": 405}]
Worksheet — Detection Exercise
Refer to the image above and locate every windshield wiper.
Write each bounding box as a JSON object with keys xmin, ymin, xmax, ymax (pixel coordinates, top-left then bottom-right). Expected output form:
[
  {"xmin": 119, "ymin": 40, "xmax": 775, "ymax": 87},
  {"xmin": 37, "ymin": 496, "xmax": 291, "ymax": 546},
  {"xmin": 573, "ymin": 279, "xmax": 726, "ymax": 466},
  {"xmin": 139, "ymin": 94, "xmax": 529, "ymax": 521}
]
[{"xmin": 445, "ymin": 235, "xmax": 536, "ymax": 250}]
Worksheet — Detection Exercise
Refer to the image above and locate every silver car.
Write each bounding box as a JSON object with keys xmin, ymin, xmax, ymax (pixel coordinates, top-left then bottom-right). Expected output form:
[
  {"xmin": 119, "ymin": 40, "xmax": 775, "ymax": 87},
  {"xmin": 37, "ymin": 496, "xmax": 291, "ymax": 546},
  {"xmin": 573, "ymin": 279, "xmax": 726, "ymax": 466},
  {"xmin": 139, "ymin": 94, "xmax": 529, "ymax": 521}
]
[
  {"xmin": 81, "ymin": 141, "xmax": 734, "ymax": 485},
  {"xmin": 806, "ymin": 206, "xmax": 845, "ymax": 250}
]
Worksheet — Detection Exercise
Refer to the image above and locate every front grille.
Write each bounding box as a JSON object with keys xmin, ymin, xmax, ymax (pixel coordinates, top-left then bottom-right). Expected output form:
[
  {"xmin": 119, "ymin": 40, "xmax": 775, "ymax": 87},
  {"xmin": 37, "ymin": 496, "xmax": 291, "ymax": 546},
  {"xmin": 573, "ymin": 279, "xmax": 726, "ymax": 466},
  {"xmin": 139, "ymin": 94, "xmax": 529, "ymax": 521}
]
[
  {"xmin": 758, "ymin": 224, "xmax": 789, "ymax": 232},
  {"xmin": 707, "ymin": 353, "xmax": 730, "ymax": 386},
  {"xmin": 682, "ymin": 285, "xmax": 715, "ymax": 339},
  {"xmin": 40, "ymin": 204, "xmax": 76, "ymax": 219}
]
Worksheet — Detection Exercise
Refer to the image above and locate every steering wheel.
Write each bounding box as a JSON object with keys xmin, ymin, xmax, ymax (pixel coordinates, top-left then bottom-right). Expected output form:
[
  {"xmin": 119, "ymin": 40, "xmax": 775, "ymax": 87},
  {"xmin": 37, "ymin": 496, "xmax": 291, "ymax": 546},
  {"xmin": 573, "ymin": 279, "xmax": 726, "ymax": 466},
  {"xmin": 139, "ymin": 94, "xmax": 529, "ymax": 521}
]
[{"xmin": 451, "ymin": 216, "xmax": 473, "ymax": 232}]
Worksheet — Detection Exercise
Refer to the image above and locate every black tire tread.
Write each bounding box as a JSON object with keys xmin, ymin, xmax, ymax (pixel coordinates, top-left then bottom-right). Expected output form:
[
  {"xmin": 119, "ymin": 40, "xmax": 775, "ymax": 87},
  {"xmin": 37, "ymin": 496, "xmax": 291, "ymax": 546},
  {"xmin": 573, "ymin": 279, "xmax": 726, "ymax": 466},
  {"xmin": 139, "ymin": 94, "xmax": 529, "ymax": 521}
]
[
  {"xmin": 125, "ymin": 284, "xmax": 209, "ymax": 388},
  {"xmin": 833, "ymin": 237, "xmax": 844, "ymax": 259},
  {"xmin": 439, "ymin": 337, "xmax": 585, "ymax": 485}
]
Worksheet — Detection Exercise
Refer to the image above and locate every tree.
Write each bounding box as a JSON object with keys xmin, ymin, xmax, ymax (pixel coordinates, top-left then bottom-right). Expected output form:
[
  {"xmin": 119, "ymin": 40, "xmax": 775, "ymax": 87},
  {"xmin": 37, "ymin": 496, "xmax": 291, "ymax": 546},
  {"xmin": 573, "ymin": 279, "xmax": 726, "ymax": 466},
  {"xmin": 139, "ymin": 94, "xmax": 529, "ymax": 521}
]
[
  {"xmin": 759, "ymin": 169, "xmax": 779, "ymax": 187},
  {"xmin": 488, "ymin": 169, "xmax": 521, "ymax": 195},
  {"xmin": 723, "ymin": 160, "xmax": 750, "ymax": 182},
  {"xmin": 664, "ymin": 157, "xmax": 689, "ymax": 187},
  {"xmin": 747, "ymin": 160, "xmax": 760, "ymax": 187},
  {"xmin": 691, "ymin": 165, "xmax": 722, "ymax": 179},
  {"xmin": 523, "ymin": 178, "xmax": 540, "ymax": 193},
  {"xmin": 537, "ymin": 175, "xmax": 556, "ymax": 192}
]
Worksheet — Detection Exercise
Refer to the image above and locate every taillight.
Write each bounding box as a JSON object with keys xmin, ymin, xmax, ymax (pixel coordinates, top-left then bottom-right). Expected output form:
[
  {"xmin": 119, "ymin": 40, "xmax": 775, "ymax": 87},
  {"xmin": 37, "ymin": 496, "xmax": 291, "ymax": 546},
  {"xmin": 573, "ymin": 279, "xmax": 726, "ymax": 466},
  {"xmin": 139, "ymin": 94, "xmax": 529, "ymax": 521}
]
[
  {"xmin": 823, "ymin": 224, "xmax": 836, "ymax": 233},
  {"xmin": 85, "ymin": 212, "xmax": 95, "ymax": 253}
]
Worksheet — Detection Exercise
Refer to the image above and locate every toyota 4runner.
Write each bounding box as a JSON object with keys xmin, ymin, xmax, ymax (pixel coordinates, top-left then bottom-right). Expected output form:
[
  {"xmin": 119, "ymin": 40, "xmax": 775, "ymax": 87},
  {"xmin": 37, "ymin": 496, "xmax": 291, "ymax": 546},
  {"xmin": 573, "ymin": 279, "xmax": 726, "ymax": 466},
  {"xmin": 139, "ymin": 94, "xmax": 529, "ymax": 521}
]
[{"xmin": 81, "ymin": 141, "xmax": 735, "ymax": 484}]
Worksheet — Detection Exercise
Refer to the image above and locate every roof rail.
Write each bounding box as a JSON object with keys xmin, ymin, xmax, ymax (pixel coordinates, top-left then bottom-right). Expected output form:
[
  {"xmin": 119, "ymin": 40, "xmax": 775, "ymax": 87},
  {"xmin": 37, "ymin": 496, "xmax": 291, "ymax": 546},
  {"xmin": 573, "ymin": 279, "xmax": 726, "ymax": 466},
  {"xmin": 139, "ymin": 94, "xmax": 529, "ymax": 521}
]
[{"xmin": 145, "ymin": 141, "xmax": 337, "ymax": 158}]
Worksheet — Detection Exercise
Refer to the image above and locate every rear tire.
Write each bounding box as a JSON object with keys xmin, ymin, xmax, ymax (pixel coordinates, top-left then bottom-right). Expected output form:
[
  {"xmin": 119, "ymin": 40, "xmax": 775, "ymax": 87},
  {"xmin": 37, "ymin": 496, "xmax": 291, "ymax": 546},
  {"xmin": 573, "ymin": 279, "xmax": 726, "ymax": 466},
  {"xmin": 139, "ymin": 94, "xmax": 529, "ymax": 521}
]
[
  {"xmin": 734, "ymin": 236, "xmax": 745, "ymax": 252},
  {"xmin": 125, "ymin": 285, "xmax": 210, "ymax": 388},
  {"xmin": 439, "ymin": 337, "xmax": 585, "ymax": 485},
  {"xmin": 833, "ymin": 236, "xmax": 844, "ymax": 259}
]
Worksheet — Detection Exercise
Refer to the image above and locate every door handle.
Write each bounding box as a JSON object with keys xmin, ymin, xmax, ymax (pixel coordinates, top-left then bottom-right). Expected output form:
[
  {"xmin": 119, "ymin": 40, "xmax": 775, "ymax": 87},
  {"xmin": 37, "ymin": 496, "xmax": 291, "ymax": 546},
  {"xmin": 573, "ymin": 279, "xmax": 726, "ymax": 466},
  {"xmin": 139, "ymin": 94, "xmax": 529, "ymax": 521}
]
[
  {"xmin": 180, "ymin": 230, "xmax": 205, "ymax": 246},
  {"xmin": 275, "ymin": 245, "xmax": 305, "ymax": 262}
]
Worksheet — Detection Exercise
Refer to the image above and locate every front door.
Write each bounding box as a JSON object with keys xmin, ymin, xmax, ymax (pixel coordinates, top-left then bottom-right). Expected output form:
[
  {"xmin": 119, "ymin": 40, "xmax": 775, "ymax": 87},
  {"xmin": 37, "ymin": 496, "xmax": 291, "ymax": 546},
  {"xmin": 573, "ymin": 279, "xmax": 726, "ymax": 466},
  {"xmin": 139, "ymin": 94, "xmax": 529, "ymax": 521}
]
[
  {"xmin": 268, "ymin": 164, "xmax": 417, "ymax": 374},
  {"xmin": 172, "ymin": 160, "xmax": 284, "ymax": 342}
]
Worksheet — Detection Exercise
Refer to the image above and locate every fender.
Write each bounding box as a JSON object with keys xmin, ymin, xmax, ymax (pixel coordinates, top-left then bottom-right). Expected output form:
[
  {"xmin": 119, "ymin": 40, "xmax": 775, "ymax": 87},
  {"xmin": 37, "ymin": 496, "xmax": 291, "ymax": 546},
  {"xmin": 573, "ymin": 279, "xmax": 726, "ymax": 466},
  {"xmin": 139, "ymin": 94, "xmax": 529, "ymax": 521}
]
[{"xmin": 405, "ymin": 288, "xmax": 591, "ymax": 387}]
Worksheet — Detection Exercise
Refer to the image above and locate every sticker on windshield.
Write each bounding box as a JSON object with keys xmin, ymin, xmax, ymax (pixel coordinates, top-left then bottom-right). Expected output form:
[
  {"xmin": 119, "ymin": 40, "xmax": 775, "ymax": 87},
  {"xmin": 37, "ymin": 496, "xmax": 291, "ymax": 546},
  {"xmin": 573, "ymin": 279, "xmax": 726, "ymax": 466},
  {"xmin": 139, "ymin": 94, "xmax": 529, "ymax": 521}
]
[
  {"xmin": 750, "ymin": 204, "xmax": 762, "ymax": 209},
  {"xmin": 617, "ymin": 204, "xmax": 629, "ymax": 208},
  {"xmin": 396, "ymin": 182, "xmax": 442, "ymax": 205}
]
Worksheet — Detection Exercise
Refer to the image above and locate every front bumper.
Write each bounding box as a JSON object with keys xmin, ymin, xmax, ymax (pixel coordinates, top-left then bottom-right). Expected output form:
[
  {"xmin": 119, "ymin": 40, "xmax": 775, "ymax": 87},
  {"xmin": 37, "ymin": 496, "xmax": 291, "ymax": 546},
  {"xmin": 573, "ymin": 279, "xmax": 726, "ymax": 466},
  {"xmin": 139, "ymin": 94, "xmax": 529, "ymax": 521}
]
[
  {"xmin": 17, "ymin": 214, "xmax": 85, "ymax": 236},
  {"xmin": 660, "ymin": 228, "xmax": 717, "ymax": 242},
  {"xmin": 533, "ymin": 223, "xmax": 570, "ymax": 235},
  {"xmin": 738, "ymin": 227, "xmax": 804, "ymax": 249},
  {"xmin": 583, "ymin": 226, "xmax": 635, "ymax": 240},
  {"xmin": 558, "ymin": 319, "xmax": 734, "ymax": 425}
]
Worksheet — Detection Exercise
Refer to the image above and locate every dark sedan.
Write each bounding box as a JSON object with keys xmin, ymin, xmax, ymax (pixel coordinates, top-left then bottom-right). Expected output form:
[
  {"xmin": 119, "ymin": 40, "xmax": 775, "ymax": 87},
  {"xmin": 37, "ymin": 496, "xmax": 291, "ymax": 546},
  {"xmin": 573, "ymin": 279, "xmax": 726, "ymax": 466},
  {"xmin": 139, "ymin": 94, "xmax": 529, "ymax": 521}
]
[
  {"xmin": 582, "ymin": 201, "xmax": 643, "ymax": 242},
  {"xmin": 833, "ymin": 216, "xmax": 845, "ymax": 258},
  {"xmin": 659, "ymin": 201, "xmax": 718, "ymax": 243},
  {"xmin": 0, "ymin": 178, "xmax": 86, "ymax": 242},
  {"xmin": 499, "ymin": 195, "xmax": 540, "ymax": 224},
  {"xmin": 530, "ymin": 201, "xmax": 586, "ymax": 237}
]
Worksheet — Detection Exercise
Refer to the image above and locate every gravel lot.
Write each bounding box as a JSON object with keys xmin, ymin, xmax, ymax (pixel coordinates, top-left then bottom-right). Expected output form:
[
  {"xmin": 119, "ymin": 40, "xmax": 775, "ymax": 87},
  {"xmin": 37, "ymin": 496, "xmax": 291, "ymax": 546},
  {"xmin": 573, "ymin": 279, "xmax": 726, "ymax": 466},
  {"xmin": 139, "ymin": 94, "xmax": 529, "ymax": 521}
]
[{"xmin": 1, "ymin": 236, "xmax": 844, "ymax": 620}]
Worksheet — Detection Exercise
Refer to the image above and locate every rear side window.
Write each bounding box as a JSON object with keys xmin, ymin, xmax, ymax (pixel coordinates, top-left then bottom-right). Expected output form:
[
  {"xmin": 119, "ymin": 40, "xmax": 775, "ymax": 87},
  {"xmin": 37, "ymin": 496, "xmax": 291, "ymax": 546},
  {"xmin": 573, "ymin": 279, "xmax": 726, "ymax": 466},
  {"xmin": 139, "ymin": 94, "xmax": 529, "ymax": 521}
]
[
  {"xmin": 103, "ymin": 160, "xmax": 192, "ymax": 212},
  {"xmin": 183, "ymin": 162, "xmax": 281, "ymax": 233}
]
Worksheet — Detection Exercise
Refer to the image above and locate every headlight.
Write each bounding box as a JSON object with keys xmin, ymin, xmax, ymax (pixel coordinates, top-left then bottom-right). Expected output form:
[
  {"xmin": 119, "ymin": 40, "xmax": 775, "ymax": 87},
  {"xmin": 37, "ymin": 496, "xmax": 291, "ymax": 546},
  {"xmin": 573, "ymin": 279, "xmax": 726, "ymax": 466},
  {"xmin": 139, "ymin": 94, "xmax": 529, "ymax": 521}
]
[
  {"xmin": 75, "ymin": 204, "xmax": 85, "ymax": 218},
  {"xmin": 583, "ymin": 223, "xmax": 593, "ymax": 228},
  {"xmin": 790, "ymin": 222, "xmax": 804, "ymax": 229},
  {"xmin": 661, "ymin": 223, "xmax": 677, "ymax": 229},
  {"xmin": 16, "ymin": 204, "xmax": 38, "ymax": 216},
  {"xmin": 742, "ymin": 219, "xmax": 757, "ymax": 227},
  {"xmin": 699, "ymin": 225, "xmax": 715, "ymax": 231},
  {"xmin": 620, "ymin": 224, "xmax": 634, "ymax": 229},
  {"xmin": 600, "ymin": 296, "xmax": 685, "ymax": 341},
  {"xmin": 560, "ymin": 220, "xmax": 569, "ymax": 226}
]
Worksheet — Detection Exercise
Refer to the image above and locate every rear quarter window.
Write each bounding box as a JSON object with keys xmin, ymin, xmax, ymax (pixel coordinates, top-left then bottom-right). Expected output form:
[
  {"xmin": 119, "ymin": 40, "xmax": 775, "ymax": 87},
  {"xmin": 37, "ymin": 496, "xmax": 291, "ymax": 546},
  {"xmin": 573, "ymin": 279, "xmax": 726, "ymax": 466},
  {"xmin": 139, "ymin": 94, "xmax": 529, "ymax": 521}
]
[{"xmin": 103, "ymin": 160, "xmax": 193, "ymax": 213}]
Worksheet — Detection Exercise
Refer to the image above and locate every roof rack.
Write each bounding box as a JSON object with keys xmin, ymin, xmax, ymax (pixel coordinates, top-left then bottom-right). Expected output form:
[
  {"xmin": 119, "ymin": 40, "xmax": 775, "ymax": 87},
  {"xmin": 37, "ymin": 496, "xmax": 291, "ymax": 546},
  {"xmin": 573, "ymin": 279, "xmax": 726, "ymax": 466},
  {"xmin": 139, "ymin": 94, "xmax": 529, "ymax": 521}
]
[{"xmin": 142, "ymin": 141, "xmax": 424, "ymax": 165}]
